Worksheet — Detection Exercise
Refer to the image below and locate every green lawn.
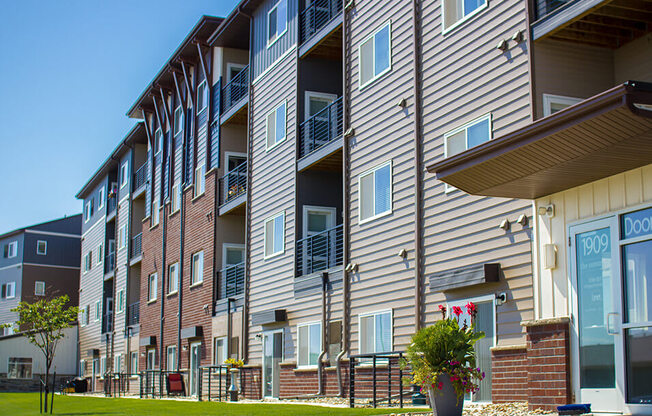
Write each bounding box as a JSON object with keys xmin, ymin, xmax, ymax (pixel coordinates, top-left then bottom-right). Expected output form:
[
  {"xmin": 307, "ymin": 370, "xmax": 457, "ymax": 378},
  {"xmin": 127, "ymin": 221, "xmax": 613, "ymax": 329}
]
[{"xmin": 2, "ymin": 393, "xmax": 428, "ymax": 415}]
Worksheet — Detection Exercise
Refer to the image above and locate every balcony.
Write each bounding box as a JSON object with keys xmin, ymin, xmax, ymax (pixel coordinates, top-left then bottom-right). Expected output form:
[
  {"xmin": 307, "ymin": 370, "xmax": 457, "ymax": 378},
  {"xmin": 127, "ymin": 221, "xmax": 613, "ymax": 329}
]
[
  {"xmin": 220, "ymin": 65, "xmax": 249, "ymax": 124},
  {"xmin": 218, "ymin": 161, "xmax": 247, "ymax": 215},
  {"xmin": 106, "ymin": 196, "xmax": 117, "ymax": 222},
  {"xmin": 105, "ymin": 252, "xmax": 116, "ymax": 276},
  {"xmin": 127, "ymin": 302, "xmax": 140, "ymax": 326},
  {"xmin": 298, "ymin": 97, "xmax": 343, "ymax": 171},
  {"xmin": 132, "ymin": 162, "xmax": 147, "ymax": 199},
  {"xmin": 296, "ymin": 224, "xmax": 343, "ymax": 277},
  {"xmin": 299, "ymin": 0, "xmax": 343, "ymax": 57},
  {"xmin": 219, "ymin": 262, "xmax": 245, "ymax": 300},
  {"xmin": 130, "ymin": 233, "xmax": 142, "ymax": 265},
  {"xmin": 102, "ymin": 312, "xmax": 113, "ymax": 334}
]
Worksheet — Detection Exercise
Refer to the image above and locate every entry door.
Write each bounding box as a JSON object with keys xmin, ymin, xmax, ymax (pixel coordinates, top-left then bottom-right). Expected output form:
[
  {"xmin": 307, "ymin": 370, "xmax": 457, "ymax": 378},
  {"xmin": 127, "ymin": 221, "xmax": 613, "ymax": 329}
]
[
  {"xmin": 304, "ymin": 92, "xmax": 337, "ymax": 154},
  {"xmin": 225, "ymin": 153, "xmax": 247, "ymax": 201},
  {"xmin": 262, "ymin": 330, "xmax": 283, "ymax": 398},
  {"xmin": 189, "ymin": 342, "xmax": 201, "ymax": 396},
  {"xmin": 302, "ymin": 206, "xmax": 336, "ymax": 275},
  {"xmin": 91, "ymin": 359, "xmax": 98, "ymax": 391},
  {"xmin": 570, "ymin": 218, "xmax": 624, "ymax": 413}
]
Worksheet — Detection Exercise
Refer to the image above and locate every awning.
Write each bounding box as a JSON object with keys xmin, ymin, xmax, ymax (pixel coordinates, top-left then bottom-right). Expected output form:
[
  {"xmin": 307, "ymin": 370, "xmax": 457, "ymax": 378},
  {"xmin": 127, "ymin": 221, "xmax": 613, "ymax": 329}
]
[{"xmin": 427, "ymin": 81, "xmax": 652, "ymax": 199}]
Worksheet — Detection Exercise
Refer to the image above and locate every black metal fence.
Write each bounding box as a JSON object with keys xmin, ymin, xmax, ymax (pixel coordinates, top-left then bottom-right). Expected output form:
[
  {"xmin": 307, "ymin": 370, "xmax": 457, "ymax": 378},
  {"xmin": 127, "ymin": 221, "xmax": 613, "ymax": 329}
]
[
  {"xmin": 197, "ymin": 366, "xmax": 231, "ymax": 402},
  {"xmin": 534, "ymin": 0, "xmax": 573, "ymax": 20},
  {"xmin": 127, "ymin": 302, "xmax": 140, "ymax": 326},
  {"xmin": 219, "ymin": 161, "xmax": 247, "ymax": 206},
  {"xmin": 133, "ymin": 162, "xmax": 147, "ymax": 191},
  {"xmin": 349, "ymin": 351, "xmax": 408, "ymax": 408},
  {"xmin": 298, "ymin": 97, "xmax": 343, "ymax": 159},
  {"xmin": 107, "ymin": 196, "xmax": 117, "ymax": 217},
  {"xmin": 220, "ymin": 262, "xmax": 245, "ymax": 299},
  {"xmin": 296, "ymin": 224, "xmax": 343, "ymax": 277},
  {"xmin": 105, "ymin": 252, "xmax": 115, "ymax": 274},
  {"xmin": 131, "ymin": 233, "xmax": 142, "ymax": 258},
  {"xmin": 140, "ymin": 370, "xmax": 189, "ymax": 398},
  {"xmin": 103, "ymin": 372, "xmax": 140, "ymax": 397},
  {"xmin": 299, "ymin": 0, "xmax": 343, "ymax": 44},
  {"xmin": 221, "ymin": 65, "xmax": 249, "ymax": 115}
]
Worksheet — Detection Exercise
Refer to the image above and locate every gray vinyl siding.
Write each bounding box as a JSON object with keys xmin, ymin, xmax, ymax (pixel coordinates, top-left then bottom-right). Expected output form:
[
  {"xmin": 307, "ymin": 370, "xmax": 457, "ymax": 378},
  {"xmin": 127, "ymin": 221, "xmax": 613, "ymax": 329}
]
[
  {"xmin": 145, "ymin": 146, "xmax": 152, "ymax": 218},
  {"xmin": 23, "ymin": 233, "xmax": 81, "ymax": 267},
  {"xmin": 247, "ymin": 51, "xmax": 298, "ymax": 364},
  {"xmin": 118, "ymin": 151, "xmax": 131, "ymax": 201},
  {"xmin": 0, "ymin": 234, "xmax": 24, "ymax": 269},
  {"xmin": 0, "ymin": 265, "xmax": 22, "ymax": 326},
  {"xmin": 252, "ymin": 0, "xmax": 298, "ymax": 79},
  {"xmin": 30, "ymin": 215, "xmax": 82, "ymax": 235},
  {"xmin": 112, "ymin": 194, "xmax": 130, "ymax": 357},
  {"xmin": 420, "ymin": 0, "xmax": 534, "ymax": 345},
  {"xmin": 82, "ymin": 179, "xmax": 108, "ymax": 234}
]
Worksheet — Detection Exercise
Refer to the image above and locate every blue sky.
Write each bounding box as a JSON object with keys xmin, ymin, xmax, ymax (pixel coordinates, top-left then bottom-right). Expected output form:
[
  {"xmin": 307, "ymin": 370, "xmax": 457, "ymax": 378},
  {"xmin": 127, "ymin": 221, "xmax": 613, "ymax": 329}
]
[{"xmin": 0, "ymin": 0, "xmax": 238, "ymax": 234}]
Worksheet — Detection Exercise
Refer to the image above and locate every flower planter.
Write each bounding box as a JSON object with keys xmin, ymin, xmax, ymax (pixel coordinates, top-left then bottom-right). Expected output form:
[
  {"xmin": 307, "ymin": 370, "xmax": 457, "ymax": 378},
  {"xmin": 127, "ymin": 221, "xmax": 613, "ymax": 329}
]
[{"xmin": 427, "ymin": 373, "xmax": 463, "ymax": 416}]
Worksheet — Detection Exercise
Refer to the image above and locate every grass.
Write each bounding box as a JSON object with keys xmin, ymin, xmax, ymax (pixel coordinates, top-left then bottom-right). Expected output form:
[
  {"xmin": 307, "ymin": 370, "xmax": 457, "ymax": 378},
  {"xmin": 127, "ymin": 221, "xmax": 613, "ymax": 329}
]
[{"xmin": 2, "ymin": 393, "xmax": 428, "ymax": 415}]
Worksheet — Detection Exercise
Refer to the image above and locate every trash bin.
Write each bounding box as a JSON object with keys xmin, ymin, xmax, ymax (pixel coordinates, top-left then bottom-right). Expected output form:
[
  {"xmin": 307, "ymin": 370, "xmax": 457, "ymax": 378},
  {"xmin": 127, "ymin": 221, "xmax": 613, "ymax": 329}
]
[{"xmin": 72, "ymin": 378, "xmax": 88, "ymax": 393}]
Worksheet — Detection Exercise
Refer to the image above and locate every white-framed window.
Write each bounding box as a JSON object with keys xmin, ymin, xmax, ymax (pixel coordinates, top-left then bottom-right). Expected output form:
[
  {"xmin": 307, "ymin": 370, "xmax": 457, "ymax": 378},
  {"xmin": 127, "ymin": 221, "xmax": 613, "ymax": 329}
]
[
  {"xmin": 116, "ymin": 289, "xmax": 125, "ymax": 314},
  {"xmin": 4, "ymin": 241, "xmax": 18, "ymax": 258},
  {"xmin": 359, "ymin": 21, "xmax": 392, "ymax": 89},
  {"xmin": 542, "ymin": 93, "xmax": 583, "ymax": 117},
  {"xmin": 154, "ymin": 128, "xmax": 163, "ymax": 155},
  {"xmin": 114, "ymin": 354, "xmax": 122, "ymax": 373},
  {"xmin": 223, "ymin": 244, "xmax": 245, "ymax": 269},
  {"xmin": 120, "ymin": 161, "xmax": 129, "ymax": 188},
  {"xmin": 84, "ymin": 200, "xmax": 93, "ymax": 223},
  {"xmin": 97, "ymin": 243, "xmax": 104, "ymax": 266},
  {"xmin": 146, "ymin": 349, "xmax": 155, "ymax": 370},
  {"xmin": 7, "ymin": 358, "xmax": 32, "ymax": 379},
  {"xmin": 297, "ymin": 321, "xmax": 321, "ymax": 368},
  {"xmin": 95, "ymin": 300, "xmax": 101, "ymax": 322},
  {"xmin": 359, "ymin": 310, "xmax": 392, "ymax": 354},
  {"xmin": 130, "ymin": 352, "xmax": 138, "ymax": 374},
  {"xmin": 148, "ymin": 273, "xmax": 158, "ymax": 302},
  {"xmin": 196, "ymin": 80, "xmax": 208, "ymax": 114},
  {"xmin": 226, "ymin": 63, "xmax": 246, "ymax": 84},
  {"xmin": 99, "ymin": 357, "xmax": 106, "ymax": 376},
  {"xmin": 36, "ymin": 240, "xmax": 47, "ymax": 256},
  {"xmin": 167, "ymin": 345, "xmax": 177, "ymax": 371},
  {"xmin": 264, "ymin": 212, "xmax": 285, "ymax": 258},
  {"xmin": 171, "ymin": 182, "xmax": 181, "ymax": 213},
  {"xmin": 151, "ymin": 200, "xmax": 160, "ymax": 226},
  {"xmin": 267, "ymin": 0, "xmax": 288, "ymax": 47},
  {"xmin": 168, "ymin": 262, "xmax": 179, "ymax": 294},
  {"xmin": 34, "ymin": 281, "xmax": 45, "ymax": 296},
  {"xmin": 214, "ymin": 337, "xmax": 228, "ymax": 365},
  {"xmin": 173, "ymin": 106, "xmax": 184, "ymax": 137},
  {"xmin": 83, "ymin": 252, "xmax": 92, "ymax": 273},
  {"xmin": 442, "ymin": 0, "xmax": 488, "ymax": 33},
  {"xmin": 444, "ymin": 114, "xmax": 492, "ymax": 192},
  {"xmin": 98, "ymin": 186, "xmax": 105, "ymax": 209},
  {"xmin": 118, "ymin": 225, "xmax": 127, "ymax": 251},
  {"xmin": 79, "ymin": 359, "xmax": 86, "ymax": 377},
  {"xmin": 359, "ymin": 161, "xmax": 392, "ymax": 223},
  {"xmin": 194, "ymin": 164, "xmax": 206, "ymax": 197},
  {"xmin": 191, "ymin": 251, "xmax": 204, "ymax": 286},
  {"xmin": 1, "ymin": 324, "xmax": 14, "ymax": 336},
  {"xmin": 266, "ymin": 101, "xmax": 287, "ymax": 150},
  {"xmin": 2, "ymin": 282, "xmax": 16, "ymax": 299},
  {"xmin": 80, "ymin": 305, "xmax": 89, "ymax": 326}
]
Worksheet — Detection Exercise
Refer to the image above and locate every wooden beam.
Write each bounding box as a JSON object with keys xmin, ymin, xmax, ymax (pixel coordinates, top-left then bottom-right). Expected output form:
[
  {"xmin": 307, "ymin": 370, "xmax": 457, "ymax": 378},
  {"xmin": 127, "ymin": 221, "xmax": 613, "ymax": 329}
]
[
  {"xmin": 159, "ymin": 87, "xmax": 173, "ymax": 127},
  {"xmin": 196, "ymin": 43, "xmax": 209, "ymax": 84},
  {"xmin": 566, "ymin": 20, "xmax": 635, "ymax": 40},
  {"xmin": 141, "ymin": 108, "xmax": 153, "ymax": 146},
  {"xmin": 172, "ymin": 71, "xmax": 185, "ymax": 109},
  {"xmin": 608, "ymin": 0, "xmax": 652, "ymax": 13},
  {"xmin": 551, "ymin": 29, "xmax": 620, "ymax": 48},
  {"xmin": 580, "ymin": 13, "xmax": 648, "ymax": 34},
  {"xmin": 180, "ymin": 61, "xmax": 195, "ymax": 109},
  {"xmin": 594, "ymin": 5, "xmax": 652, "ymax": 23},
  {"xmin": 152, "ymin": 96, "xmax": 165, "ymax": 133}
]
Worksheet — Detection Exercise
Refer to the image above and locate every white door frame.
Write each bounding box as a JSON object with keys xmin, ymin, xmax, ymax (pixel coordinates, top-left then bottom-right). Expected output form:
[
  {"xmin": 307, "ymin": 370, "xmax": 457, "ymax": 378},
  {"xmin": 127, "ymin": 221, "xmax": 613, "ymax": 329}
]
[
  {"xmin": 222, "ymin": 243, "xmax": 245, "ymax": 269},
  {"xmin": 302, "ymin": 205, "xmax": 336, "ymax": 238},
  {"xmin": 304, "ymin": 91, "xmax": 338, "ymax": 120},
  {"xmin": 189, "ymin": 341, "xmax": 201, "ymax": 396},
  {"xmin": 262, "ymin": 329, "xmax": 284, "ymax": 398},
  {"xmin": 226, "ymin": 63, "xmax": 246, "ymax": 84},
  {"xmin": 224, "ymin": 152, "xmax": 247, "ymax": 173}
]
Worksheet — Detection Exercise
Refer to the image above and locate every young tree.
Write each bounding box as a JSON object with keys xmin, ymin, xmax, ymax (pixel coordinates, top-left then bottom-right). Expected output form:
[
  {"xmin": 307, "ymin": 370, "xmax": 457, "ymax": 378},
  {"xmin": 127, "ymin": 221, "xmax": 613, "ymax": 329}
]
[{"xmin": 12, "ymin": 295, "xmax": 79, "ymax": 413}]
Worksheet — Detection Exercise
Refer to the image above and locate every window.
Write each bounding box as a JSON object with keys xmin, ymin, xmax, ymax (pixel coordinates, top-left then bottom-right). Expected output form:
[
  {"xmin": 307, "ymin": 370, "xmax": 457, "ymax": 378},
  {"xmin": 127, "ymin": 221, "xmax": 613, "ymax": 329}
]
[
  {"xmin": 130, "ymin": 352, "xmax": 138, "ymax": 374},
  {"xmin": 118, "ymin": 225, "xmax": 127, "ymax": 251},
  {"xmin": 359, "ymin": 22, "xmax": 391, "ymax": 89},
  {"xmin": 543, "ymin": 94, "xmax": 583, "ymax": 117},
  {"xmin": 83, "ymin": 252, "xmax": 92, "ymax": 272},
  {"xmin": 266, "ymin": 101, "xmax": 287, "ymax": 149},
  {"xmin": 167, "ymin": 345, "xmax": 177, "ymax": 371},
  {"xmin": 84, "ymin": 200, "xmax": 93, "ymax": 222},
  {"xmin": 191, "ymin": 252, "xmax": 204, "ymax": 286},
  {"xmin": 152, "ymin": 200, "xmax": 160, "ymax": 226},
  {"xmin": 99, "ymin": 357, "xmax": 105, "ymax": 376},
  {"xmin": 120, "ymin": 161, "xmax": 129, "ymax": 188},
  {"xmin": 2, "ymin": 282, "xmax": 16, "ymax": 299},
  {"xmin": 154, "ymin": 129, "xmax": 163, "ymax": 154},
  {"xmin": 359, "ymin": 310, "xmax": 392, "ymax": 354},
  {"xmin": 34, "ymin": 281, "xmax": 45, "ymax": 296},
  {"xmin": 95, "ymin": 300, "xmax": 101, "ymax": 322},
  {"xmin": 171, "ymin": 182, "xmax": 181, "ymax": 213},
  {"xmin": 36, "ymin": 240, "xmax": 47, "ymax": 256},
  {"xmin": 1, "ymin": 324, "xmax": 15, "ymax": 336},
  {"xmin": 267, "ymin": 0, "xmax": 288, "ymax": 46},
  {"xmin": 264, "ymin": 212, "xmax": 285, "ymax": 258},
  {"xmin": 168, "ymin": 263, "xmax": 179, "ymax": 294},
  {"xmin": 194, "ymin": 164, "xmax": 205, "ymax": 197},
  {"xmin": 359, "ymin": 161, "xmax": 392, "ymax": 223},
  {"xmin": 214, "ymin": 337, "xmax": 228, "ymax": 365},
  {"xmin": 444, "ymin": 114, "xmax": 492, "ymax": 191},
  {"xmin": 196, "ymin": 80, "xmax": 208, "ymax": 114},
  {"xmin": 8, "ymin": 358, "xmax": 32, "ymax": 379},
  {"xmin": 98, "ymin": 186, "xmax": 105, "ymax": 209},
  {"xmin": 442, "ymin": 0, "xmax": 488, "ymax": 32},
  {"xmin": 298, "ymin": 322, "xmax": 321, "ymax": 367},
  {"xmin": 114, "ymin": 354, "xmax": 122, "ymax": 373},
  {"xmin": 148, "ymin": 273, "xmax": 158, "ymax": 302},
  {"xmin": 173, "ymin": 106, "xmax": 184, "ymax": 137},
  {"xmin": 223, "ymin": 244, "xmax": 245, "ymax": 268},
  {"xmin": 79, "ymin": 360, "xmax": 86, "ymax": 377},
  {"xmin": 97, "ymin": 243, "xmax": 103, "ymax": 266},
  {"xmin": 146, "ymin": 349, "xmax": 156, "ymax": 370},
  {"xmin": 80, "ymin": 305, "xmax": 90, "ymax": 326},
  {"xmin": 116, "ymin": 289, "xmax": 125, "ymax": 314}
]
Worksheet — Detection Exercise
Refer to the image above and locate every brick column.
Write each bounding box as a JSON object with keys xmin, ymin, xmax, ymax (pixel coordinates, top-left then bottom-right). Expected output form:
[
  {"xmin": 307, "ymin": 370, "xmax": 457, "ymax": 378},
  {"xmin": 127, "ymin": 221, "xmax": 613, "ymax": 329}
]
[
  {"xmin": 240, "ymin": 366, "xmax": 262, "ymax": 400},
  {"xmin": 491, "ymin": 344, "xmax": 528, "ymax": 403},
  {"xmin": 523, "ymin": 317, "xmax": 572, "ymax": 411}
]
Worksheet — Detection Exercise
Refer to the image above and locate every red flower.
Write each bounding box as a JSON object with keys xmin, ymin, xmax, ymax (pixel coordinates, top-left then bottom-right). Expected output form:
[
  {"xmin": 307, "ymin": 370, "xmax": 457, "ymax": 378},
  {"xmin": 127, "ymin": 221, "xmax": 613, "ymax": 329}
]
[
  {"xmin": 437, "ymin": 382, "xmax": 444, "ymax": 390},
  {"xmin": 452, "ymin": 306, "xmax": 463, "ymax": 317},
  {"xmin": 465, "ymin": 302, "xmax": 478, "ymax": 317},
  {"xmin": 438, "ymin": 305, "xmax": 447, "ymax": 319}
]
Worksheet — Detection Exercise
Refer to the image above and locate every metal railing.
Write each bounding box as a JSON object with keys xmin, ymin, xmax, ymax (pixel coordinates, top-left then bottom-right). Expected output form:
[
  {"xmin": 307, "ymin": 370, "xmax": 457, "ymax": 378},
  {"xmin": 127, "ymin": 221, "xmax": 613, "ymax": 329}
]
[
  {"xmin": 102, "ymin": 313, "xmax": 113, "ymax": 334},
  {"xmin": 534, "ymin": 0, "xmax": 574, "ymax": 20},
  {"xmin": 219, "ymin": 262, "xmax": 245, "ymax": 299},
  {"xmin": 296, "ymin": 224, "xmax": 343, "ymax": 277},
  {"xmin": 349, "ymin": 351, "xmax": 407, "ymax": 409},
  {"xmin": 127, "ymin": 302, "xmax": 140, "ymax": 326},
  {"xmin": 107, "ymin": 196, "xmax": 117, "ymax": 217},
  {"xmin": 131, "ymin": 233, "xmax": 142, "ymax": 258},
  {"xmin": 298, "ymin": 97, "xmax": 343, "ymax": 159},
  {"xmin": 141, "ymin": 370, "xmax": 188, "ymax": 398},
  {"xmin": 221, "ymin": 65, "xmax": 249, "ymax": 115},
  {"xmin": 299, "ymin": 0, "xmax": 343, "ymax": 45},
  {"xmin": 219, "ymin": 161, "xmax": 247, "ymax": 206},
  {"xmin": 103, "ymin": 372, "xmax": 141, "ymax": 397},
  {"xmin": 197, "ymin": 366, "xmax": 231, "ymax": 402},
  {"xmin": 133, "ymin": 162, "xmax": 147, "ymax": 191},
  {"xmin": 105, "ymin": 252, "xmax": 116, "ymax": 274}
]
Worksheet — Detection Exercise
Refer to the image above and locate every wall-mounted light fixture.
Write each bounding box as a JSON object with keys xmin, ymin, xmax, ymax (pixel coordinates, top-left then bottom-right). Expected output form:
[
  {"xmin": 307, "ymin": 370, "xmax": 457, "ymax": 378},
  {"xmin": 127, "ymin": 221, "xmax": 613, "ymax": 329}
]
[
  {"xmin": 346, "ymin": 263, "xmax": 359, "ymax": 273},
  {"xmin": 255, "ymin": 334, "xmax": 262, "ymax": 341},
  {"xmin": 396, "ymin": 98, "xmax": 407, "ymax": 108},
  {"xmin": 538, "ymin": 204, "xmax": 555, "ymax": 218},
  {"xmin": 397, "ymin": 249, "xmax": 407, "ymax": 259},
  {"xmin": 344, "ymin": 127, "xmax": 355, "ymax": 138},
  {"xmin": 495, "ymin": 292, "xmax": 507, "ymax": 306},
  {"xmin": 496, "ymin": 39, "xmax": 509, "ymax": 51},
  {"xmin": 543, "ymin": 244, "xmax": 557, "ymax": 269},
  {"xmin": 517, "ymin": 214, "xmax": 528, "ymax": 227},
  {"xmin": 499, "ymin": 218, "xmax": 511, "ymax": 231},
  {"xmin": 512, "ymin": 30, "xmax": 524, "ymax": 43}
]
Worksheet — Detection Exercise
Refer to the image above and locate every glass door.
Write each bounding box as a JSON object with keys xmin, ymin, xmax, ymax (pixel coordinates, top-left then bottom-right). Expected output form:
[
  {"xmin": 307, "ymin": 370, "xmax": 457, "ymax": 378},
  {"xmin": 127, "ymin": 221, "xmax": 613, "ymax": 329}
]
[
  {"xmin": 302, "ymin": 206, "xmax": 336, "ymax": 275},
  {"xmin": 262, "ymin": 330, "xmax": 283, "ymax": 398},
  {"xmin": 570, "ymin": 218, "xmax": 624, "ymax": 413},
  {"xmin": 189, "ymin": 341, "xmax": 201, "ymax": 396},
  {"xmin": 304, "ymin": 92, "xmax": 337, "ymax": 154}
]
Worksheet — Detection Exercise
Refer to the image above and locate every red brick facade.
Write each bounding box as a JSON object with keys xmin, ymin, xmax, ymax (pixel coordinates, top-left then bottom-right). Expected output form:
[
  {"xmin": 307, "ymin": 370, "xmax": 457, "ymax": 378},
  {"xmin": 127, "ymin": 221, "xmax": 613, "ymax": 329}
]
[
  {"xmin": 279, "ymin": 362, "xmax": 349, "ymax": 398},
  {"xmin": 240, "ymin": 366, "xmax": 262, "ymax": 400},
  {"xmin": 491, "ymin": 346, "xmax": 528, "ymax": 403}
]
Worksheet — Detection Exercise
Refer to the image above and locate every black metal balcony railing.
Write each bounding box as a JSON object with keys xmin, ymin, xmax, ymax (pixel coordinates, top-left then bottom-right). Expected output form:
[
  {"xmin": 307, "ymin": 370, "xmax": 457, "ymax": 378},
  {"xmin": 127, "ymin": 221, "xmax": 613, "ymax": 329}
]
[
  {"xmin": 300, "ymin": 0, "xmax": 343, "ymax": 44},
  {"xmin": 131, "ymin": 233, "xmax": 142, "ymax": 258},
  {"xmin": 102, "ymin": 313, "xmax": 113, "ymax": 334},
  {"xmin": 296, "ymin": 224, "xmax": 343, "ymax": 277},
  {"xmin": 107, "ymin": 195, "xmax": 117, "ymax": 216},
  {"xmin": 299, "ymin": 97, "xmax": 343, "ymax": 159},
  {"xmin": 221, "ymin": 65, "xmax": 249, "ymax": 115},
  {"xmin": 220, "ymin": 262, "xmax": 245, "ymax": 299},
  {"xmin": 133, "ymin": 162, "xmax": 147, "ymax": 191},
  {"xmin": 535, "ymin": 0, "xmax": 573, "ymax": 20},
  {"xmin": 105, "ymin": 252, "xmax": 116, "ymax": 274},
  {"xmin": 219, "ymin": 161, "xmax": 247, "ymax": 206},
  {"xmin": 127, "ymin": 302, "xmax": 140, "ymax": 326}
]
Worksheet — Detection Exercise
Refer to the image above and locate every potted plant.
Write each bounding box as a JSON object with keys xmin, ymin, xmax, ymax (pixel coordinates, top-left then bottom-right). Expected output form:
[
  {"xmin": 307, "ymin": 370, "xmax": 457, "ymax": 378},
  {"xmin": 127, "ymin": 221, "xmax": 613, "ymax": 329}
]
[
  {"xmin": 224, "ymin": 358, "xmax": 244, "ymax": 401},
  {"xmin": 402, "ymin": 302, "xmax": 485, "ymax": 416}
]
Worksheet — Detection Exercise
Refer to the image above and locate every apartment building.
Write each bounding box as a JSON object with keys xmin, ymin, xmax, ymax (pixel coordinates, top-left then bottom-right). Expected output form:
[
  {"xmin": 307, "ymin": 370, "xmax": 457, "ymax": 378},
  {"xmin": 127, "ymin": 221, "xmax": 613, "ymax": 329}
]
[{"xmin": 76, "ymin": 124, "xmax": 148, "ymax": 392}]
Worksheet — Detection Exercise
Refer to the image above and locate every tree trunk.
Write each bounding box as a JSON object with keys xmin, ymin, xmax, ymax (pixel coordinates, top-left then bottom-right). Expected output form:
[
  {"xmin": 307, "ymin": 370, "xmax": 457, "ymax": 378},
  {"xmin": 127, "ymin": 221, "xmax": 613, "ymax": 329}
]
[{"xmin": 44, "ymin": 359, "xmax": 50, "ymax": 413}]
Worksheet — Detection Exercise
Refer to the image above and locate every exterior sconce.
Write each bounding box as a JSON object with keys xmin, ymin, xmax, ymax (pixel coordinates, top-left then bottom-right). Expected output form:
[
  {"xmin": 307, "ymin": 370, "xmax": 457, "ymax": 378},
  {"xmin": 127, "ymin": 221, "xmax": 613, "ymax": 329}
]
[
  {"xmin": 538, "ymin": 204, "xmax": 555, "ymax": 218},
  {"xmin": 499, "ymin": 218, "xmax": 511, "ymax": 231},
  {"xmin": 255, "ymin": 334, "xmax": 262, "ymax": 341},
  {"xmin": 346, "ymin": 263, "xmax": 359, "ymax": 272},
  {"xmin": 183, "ymin": 345, "xmax": 188, "ymax": 351},
  {"xmin": 344, "ymin": 127, "xmax": 355, "ymax": 138},
  {"xmin": 512, "ymin": 30, "xmax": 524, "ymax": 43},
  {"xmin": 397, "ymin": 249, "xmax": 407, "ymax": 259},
  {"xmin": 517, "ymin": 214, "xmax": 528, "ymax": 227},
  {"xmin": 344, "ymin": 0, "xmax": 355, "ymax": 12},
  {"xmin": 495, "ymin": 292, "xmax": 507, "ymax": 306},
  {"xmin": 543, "ymin": 244, "xmax": 557, "ymax": 269},
  {"xmin": 496, "ymin": 39, "xmax": 508, "ymax": 51},
  {"xmin": 396, "ymin": 98, "xmax": 407, "ymax": 108}
]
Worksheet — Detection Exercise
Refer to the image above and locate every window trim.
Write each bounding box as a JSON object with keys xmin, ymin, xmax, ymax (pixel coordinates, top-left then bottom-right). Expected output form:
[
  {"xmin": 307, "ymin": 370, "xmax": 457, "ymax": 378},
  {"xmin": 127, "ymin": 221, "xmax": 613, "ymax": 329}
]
[
  {"xmin": 542, "ymin": 93, "xmax": 583, "ymax": 117},
  {"xmin": 263, "ymin": 211, "xmax": 286, "ymax": 259},
  {"xmin": 167, "ymin": 345, "xmax": 177, "ymax": 371},
  {"xmin": 5, "ymin": 241, "xmax": 18, "ymax": 258},
  {"xmin": 441, "ymin": 0, "xmax": 489, "ymax": 35},
  {"xmin": 152, "ymin": 200, "xmax": 160, "ymax": 227},
  {"xmin": 7, "ymin": 357, "xmax": 33, "ymax": 380},
  {"xmin": 36, "ymin": 240, "xmax": 47, "ymax": 256},
  {"xmin": 213, "ymin": 336, "xmax": 228, "ymax": 365},
  {"xmin": 173, "ymin": 106, "xmax": 184, "ymax": 137},
  {"xmin": 358, "ymin": 160, "xmax": 393, "ymax": 225},
  {"xmin": 97, "ymin": 243, "xmax": 103, "ymax": 265},
  {"xmin": 84, "ymin": 201, "xmax": 92, "ymax": 223},
  {"xmin": 154, "ymin": 128, "xmax": 163, "ymax": 155},
  {"xmin": 94, "ymin": 300, "xmax": 101, "ymax": 322},
  {"xmin": 304, "ymin": 91, "xmax": 338, "ymax": 120},
  {"xmin": 191, "ymin": 251, "xmax": 204, "ymax": 286},
  {"xmin": 226, "ymin": 63, "xmax": 247, "ymax": 84},
  {"xmin": 358, "ymin": 309, "xmax": 393, "ymax": 355},
  {"xmin": 120, "ymin": 161, "xmax": 129, "ymax": 189},
  {"xmin": 171, "ymin": 182, "xmax": 181, "ymax": 213},
  {"xmin": 222, "ymin": 243, "xmax": 245, "ymax": 269},
  {"xmin": 358, "ymin": 20, "xmax": 393, "ymax": 90},
  {"xmin": 5, "ymin": 281, "xmax": 15, "ymax": 299},
  {"xmin": 98, "ymin": 186, "xmax": 105, "ymax": 209},
  {"xmin": 34, "ymin": 281, "xmax": 45, "ymax": 296},
  {"xmin": 116, "ymin": 289, "xmax": 125, "ymax": 314},
  {"xmin": 194, "ymin": 163, "xmax": 206, "ymax": 197},
  {"xmin": 148, "ymin": 273, "xmax": 158, "ymax": 303},
  {"xmin": 265, "ymin": 101, "xmax": 288, "ymax": 151},
  {"xmin": 118, "ymin": 224, "xmax": 127, "ymax": 251},
  {"xmin": 196, "ymin": 80, "xmax": 208, "ymax": 115},
  {"xmin": 445, "ymin": 294, "xmax": 497, "ymax": 348},
  {"xmin": 266, "ymin": 0, "xmax": 288, "ymax": 48},
  {"xmin": 168, "ymin": 262, "xmax": 179, "ymax": 295},
  {"xmin": 224, "ymin": 152, "xmax": 247, "ymax": 173},
  {"xmin": 296, "ymin": 320, "xmax": 322, "ymax": 369}
]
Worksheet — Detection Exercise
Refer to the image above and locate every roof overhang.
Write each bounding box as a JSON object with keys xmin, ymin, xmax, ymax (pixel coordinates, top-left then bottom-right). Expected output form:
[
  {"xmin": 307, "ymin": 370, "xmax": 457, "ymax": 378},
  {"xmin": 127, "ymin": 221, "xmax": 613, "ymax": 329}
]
[
  {"xmin": 207, "ymin": 3, "xmax": 253, "ymax": 49},
  {"xmin": 427, "ymin": 81, "xmax": 652, "ymax": 200}
]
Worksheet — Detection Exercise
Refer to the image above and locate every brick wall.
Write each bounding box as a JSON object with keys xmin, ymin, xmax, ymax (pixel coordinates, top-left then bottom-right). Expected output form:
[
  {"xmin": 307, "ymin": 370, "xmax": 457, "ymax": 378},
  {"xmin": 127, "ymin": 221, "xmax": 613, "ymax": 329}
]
[
  {"xmin": 491, "ymin": 345, "xmax": 528, "ymax": 403},
  {"xmin": 278, "ymin": 362, "xmax": 349, "ymax": 398},
  {"xmin": 139, "ymin": 212, "xmax": 163, "ymax": 370},
  {"xmin": 240, "ymin": 366, "xmax": 262, "ymax": 400},
  {"xmin": 524, "ymin": 318, "xmax": 572, "ymax": 411}
]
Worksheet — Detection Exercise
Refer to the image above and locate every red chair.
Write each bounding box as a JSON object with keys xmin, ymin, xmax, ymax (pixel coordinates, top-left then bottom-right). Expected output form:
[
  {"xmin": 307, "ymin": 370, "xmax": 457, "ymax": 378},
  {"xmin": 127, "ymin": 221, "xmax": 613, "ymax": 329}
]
[{"xmin": 166, "ymin": 373, "xmax": 185, "ymax": 397}]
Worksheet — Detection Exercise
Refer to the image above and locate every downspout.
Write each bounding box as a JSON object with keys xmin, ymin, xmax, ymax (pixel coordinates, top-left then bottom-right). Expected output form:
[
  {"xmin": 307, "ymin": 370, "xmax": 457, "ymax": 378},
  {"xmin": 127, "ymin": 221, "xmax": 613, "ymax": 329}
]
[
  {"xmin": 157, "ymin": 106, "xmax": 168, "ymax": 371},
  {"xmin": 412, "ymin": 0, "xmax": 424, "ymax": 332},
  {"xmin": 336, "ymin": 1, "xmax": 350, "ymax": 398},
  {"xmin": 125, "ymin": 142, "xmax": 134, "ymax": 376},
  {"xmin": 525, "ymin": 0, "xmax": 537, "ymax": 122},
  {"xmin": 175, "ymin": 75, "xmax": 188, "ymax": 372},
  {"xmin": 317, "ymin": 273, "xmax": 328, "ymax": 395}
]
